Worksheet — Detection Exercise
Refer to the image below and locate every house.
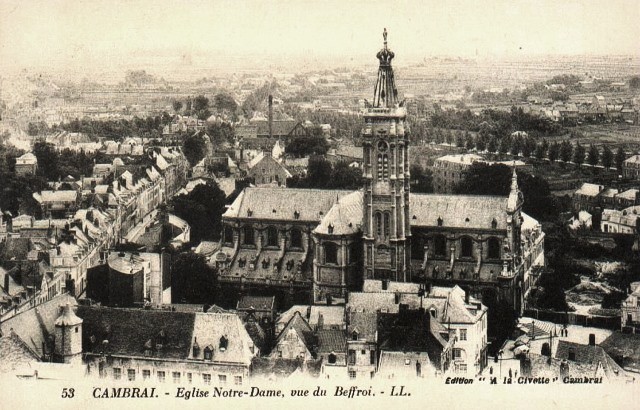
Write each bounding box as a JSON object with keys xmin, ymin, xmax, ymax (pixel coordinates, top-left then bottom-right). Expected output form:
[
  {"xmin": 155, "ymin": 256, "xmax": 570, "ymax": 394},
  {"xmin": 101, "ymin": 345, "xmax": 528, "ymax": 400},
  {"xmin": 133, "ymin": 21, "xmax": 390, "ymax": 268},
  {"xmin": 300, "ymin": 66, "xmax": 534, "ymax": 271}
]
[
  {"xmin": 236, "ymin": 295, "xmax": 276, "ymax": 323},
  {"xmin": 623, "ymin": 154, "xmax": 640, "ymax": 180},
  {"xmin": 246, "ymin": 153, "xmax": 292, "ymax": 187},
  {"xmin": 276, "ymin": 305, "xmax": 345, "ymax": 336},
  {"xmin": 14, "ymin": 152, "xmax": 38, "ymax": 176},
  {"xmin": 621, "ymin": 282, "xmax": 640, "ymax": 333},
  {"xmin": 270, "ymin": 311, "xmax": 315, "ymax": 361}
]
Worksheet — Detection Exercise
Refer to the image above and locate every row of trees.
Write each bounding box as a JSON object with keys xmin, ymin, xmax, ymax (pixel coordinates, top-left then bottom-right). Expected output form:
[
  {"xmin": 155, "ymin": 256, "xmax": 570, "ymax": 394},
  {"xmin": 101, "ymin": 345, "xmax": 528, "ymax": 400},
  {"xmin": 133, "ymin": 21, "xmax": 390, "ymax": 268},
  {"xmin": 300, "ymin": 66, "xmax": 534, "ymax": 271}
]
[
  {"xmin": 453, "ymin": 163, "xmax": 561, "ymax": 222},
  {"xmin": 287, "ymin": 157, "xmax": 362, "ymax": 190},
  {"xmin": 172, "ymin": 93, "xmax": 238, "ymax": 121},
  {"xmin": 28, "ymin": 114, "xmax": 172, "ymax": 139}
]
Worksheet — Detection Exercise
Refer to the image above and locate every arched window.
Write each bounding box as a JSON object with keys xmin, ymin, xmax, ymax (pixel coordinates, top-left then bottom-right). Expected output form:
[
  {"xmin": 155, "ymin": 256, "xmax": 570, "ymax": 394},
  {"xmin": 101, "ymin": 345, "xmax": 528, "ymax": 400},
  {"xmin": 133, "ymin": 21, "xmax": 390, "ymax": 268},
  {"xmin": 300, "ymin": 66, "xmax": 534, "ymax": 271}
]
[
  {"xmin": 291, "ymin": 229, "xmax": 303, "ymax": 248},
  {"xmin": 243, "ymin": 226, "xmax": 254, "ymax": 245},
  {"xmin": 267, "ymin": 227, "xmax": 278, "ymax": 247},
  {"xmin": 382, "ymin": 155, "xmax": 389, "ymax": 180},
  {"xmin": 377, "ymin": 154, "xmax": 383, "ymax": 180},
  {"xmin": 324, "ymin": 243, "xmax": 338, "ymax": 265},
  {"xmin": 433, "ymin": 235, "xmax": 447, "ymax": 257},
  {"xmin": 349, "ymin": 243, "xmax": 361, "ymax": 264},
  {"xmin": 204, "ymin": 346, "xmax": 213, "ymax": 360},
  {"xmin": 328, "ymin": 353, "xmax": 337, "ymax": 364},
  {"xmin": 384, "ymin": 212, "xmax": 390, "ymax": 237},
  {"xmin": 375, "ymin": 212, "xmax": 382, "ymax": 236},
  {"xmin": 541, "ymin": 342, "xmax": 551, "ymax": 357},
  {"xmin": 461, "ymin": 236, "xmax": 473, "ymax": 258},
  {"xmin": 487, "ymin": 237, "xmax": 500, "ymax": 259}
]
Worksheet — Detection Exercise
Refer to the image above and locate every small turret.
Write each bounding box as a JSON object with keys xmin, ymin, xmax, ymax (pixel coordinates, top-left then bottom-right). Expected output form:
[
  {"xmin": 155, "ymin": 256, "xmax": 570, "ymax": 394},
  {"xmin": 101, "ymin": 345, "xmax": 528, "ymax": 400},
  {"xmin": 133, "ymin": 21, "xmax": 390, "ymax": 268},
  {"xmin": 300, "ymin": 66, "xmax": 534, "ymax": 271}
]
[{"xmin": 54, "ymin": 303, "xmax": 83, "ymax": 364}]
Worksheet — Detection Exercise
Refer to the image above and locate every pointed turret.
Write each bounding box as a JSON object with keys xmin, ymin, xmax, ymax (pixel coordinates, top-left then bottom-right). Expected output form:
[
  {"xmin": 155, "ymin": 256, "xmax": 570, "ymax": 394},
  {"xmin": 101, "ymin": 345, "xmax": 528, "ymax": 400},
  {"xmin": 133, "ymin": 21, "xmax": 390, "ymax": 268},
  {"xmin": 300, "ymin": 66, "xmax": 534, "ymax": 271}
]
[
  {"xmin": 507, "ymin": 165, "xmax": 523, "ymax": 212},
  {"xmin": 54, "ymin": 303, "xmax": 83, "ymax": 364}
]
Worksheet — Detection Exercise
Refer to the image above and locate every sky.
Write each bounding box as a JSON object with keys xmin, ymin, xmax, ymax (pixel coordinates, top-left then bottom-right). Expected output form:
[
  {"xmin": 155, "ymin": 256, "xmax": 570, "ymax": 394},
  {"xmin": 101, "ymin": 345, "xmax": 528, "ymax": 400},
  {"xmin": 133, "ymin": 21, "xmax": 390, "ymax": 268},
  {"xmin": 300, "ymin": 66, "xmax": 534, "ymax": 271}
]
[{"xmin": 1, "ymin": 0, "xmax": 639, "ymax": 70}]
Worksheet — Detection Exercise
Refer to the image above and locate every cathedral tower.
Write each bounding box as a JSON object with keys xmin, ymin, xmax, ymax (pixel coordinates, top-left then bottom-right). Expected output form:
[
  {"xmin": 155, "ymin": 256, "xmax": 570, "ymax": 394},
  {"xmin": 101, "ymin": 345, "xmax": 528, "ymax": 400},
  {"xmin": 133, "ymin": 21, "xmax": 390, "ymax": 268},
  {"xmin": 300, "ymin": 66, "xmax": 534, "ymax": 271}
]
[{"xmin": 362, "ymin": 29, "xmax": 411, "ymax": 282}]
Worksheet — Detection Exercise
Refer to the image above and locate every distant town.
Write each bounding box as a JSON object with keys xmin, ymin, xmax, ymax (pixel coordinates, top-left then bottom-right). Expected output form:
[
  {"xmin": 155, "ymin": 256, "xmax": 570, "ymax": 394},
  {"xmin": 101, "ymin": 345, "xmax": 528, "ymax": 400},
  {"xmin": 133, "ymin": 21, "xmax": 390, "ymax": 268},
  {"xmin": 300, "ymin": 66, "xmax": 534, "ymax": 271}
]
[{"xmin": 1, "ymin": 29, "xmax": 640, "ymax": 387}]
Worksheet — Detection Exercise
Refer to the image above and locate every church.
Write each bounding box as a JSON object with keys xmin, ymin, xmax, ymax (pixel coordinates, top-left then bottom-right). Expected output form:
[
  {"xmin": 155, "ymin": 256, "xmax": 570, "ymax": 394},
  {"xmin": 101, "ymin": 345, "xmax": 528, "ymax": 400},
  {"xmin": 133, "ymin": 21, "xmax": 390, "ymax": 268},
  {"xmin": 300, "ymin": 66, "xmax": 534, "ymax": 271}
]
[{"xmin": 214, "ymin": 30, "xmax": 545, "ymax": 315}]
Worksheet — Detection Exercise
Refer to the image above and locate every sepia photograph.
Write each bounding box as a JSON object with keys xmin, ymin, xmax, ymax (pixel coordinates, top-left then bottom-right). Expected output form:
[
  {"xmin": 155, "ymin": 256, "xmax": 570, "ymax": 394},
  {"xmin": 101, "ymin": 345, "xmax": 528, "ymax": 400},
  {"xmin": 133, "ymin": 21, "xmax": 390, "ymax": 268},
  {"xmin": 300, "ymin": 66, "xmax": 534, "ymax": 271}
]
[{"xmin": 0, "ymin": 0, "xmax": 639, "ymax": 408}]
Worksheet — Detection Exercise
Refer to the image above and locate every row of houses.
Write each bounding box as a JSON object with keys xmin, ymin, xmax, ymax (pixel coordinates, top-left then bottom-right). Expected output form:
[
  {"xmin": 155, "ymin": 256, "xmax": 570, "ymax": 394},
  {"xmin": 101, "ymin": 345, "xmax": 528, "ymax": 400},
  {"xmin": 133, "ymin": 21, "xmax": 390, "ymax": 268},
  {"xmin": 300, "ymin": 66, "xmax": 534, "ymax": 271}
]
[
  {"xmin": 0, "ymin": 148, "xmax": 188, "ymax": 320},
  {"xmin": 522, "ymin": 95, "xmax": 638, "ymax": 124}
]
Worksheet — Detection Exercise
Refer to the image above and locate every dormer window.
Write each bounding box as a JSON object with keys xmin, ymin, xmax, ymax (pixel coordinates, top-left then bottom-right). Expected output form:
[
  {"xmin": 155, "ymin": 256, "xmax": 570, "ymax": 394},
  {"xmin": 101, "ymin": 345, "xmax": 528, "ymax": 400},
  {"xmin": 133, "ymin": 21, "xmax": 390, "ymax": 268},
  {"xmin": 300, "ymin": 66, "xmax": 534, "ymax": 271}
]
[
  {"xmin": 219, "ymin": 336, "xmax": 228, "ymax": 352},
  {"xmin": 352, "ymin": 330, "xmax": 358, "ymax": 341},
  {"xmin": 204, "ymin": 346, "xmax": 213, "ymax": 360},
  {"xmin": 328, "ymin": 224, "xmax": 334, "ymax": 234},
  {"xmin": 294, "ymin": 211, "xmax": 300, "ymax": 220},
  {"xmin": 247, "ymin": 209, "xmax": 253, "ymax": 217},
  {"xmin": 192, "ymin": 338, "xmax": 200, "ymax": 358},
  {"xmin": 491, "ymin": 219, "xmax": 498, "ymax": 229},
  {"xmin": 437, "ymin": 217, "xmax": 443, "ymax": 227}
]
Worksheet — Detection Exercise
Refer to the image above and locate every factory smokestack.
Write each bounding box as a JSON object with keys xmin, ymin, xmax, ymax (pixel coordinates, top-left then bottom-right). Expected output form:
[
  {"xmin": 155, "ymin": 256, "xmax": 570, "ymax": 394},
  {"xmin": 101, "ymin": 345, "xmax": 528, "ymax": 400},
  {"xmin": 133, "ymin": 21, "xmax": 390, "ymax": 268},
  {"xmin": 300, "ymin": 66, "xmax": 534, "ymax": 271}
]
[{"xmin": 268, "ymin": 95, "xmax": 273, "ymax": 139}]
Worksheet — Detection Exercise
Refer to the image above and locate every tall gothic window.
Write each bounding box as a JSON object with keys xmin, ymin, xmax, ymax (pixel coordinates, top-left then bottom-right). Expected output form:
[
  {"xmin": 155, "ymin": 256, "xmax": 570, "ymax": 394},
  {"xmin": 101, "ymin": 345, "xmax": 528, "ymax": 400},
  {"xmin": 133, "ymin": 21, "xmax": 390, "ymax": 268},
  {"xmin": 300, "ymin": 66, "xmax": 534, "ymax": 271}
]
[
  {"xmin": 243, "ymin": 226, "xmax": 254, "ymax": 245},
  {"xmin": 291, "ymin": 228, "xmax": 303, "ymax": 248},
  {"xmin": 377, "ymin": 154, "xmax": 383, "ymax": 180},
  {"xmin": 223, "ymin": 225, "xmax": 233, "ymax": 245},
  {"xmin": 487, "ymin": 237, "xmax": 500, "ymax": 259},
  {"xmin": 267, "ymin": 227, "xmax": 278, "ymax": 247},
  {"xmin": 461, "ymin": 236, "xmax": 473, "ymax": 258},
  {"xmin": 434, "ymin": 235, "xmax": 447, "ymax": 257},
  {"xmin": 324, "ymin": 242, "xmax": 338, "ymax": 265},
  {"xmin": 375, "ymin": 212, "xmax": 382, "ymax": 236}
]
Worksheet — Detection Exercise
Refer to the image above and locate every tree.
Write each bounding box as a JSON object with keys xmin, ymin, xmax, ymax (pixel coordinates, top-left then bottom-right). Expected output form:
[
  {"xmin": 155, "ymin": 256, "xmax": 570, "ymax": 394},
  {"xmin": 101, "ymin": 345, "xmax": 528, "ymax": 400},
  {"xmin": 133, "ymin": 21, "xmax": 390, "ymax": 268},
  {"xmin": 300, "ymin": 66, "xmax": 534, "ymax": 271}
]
[
  {"xmin": 455, "ymin": 132, "xmax": 464, "ymax": 148},
  {"xmin": 548, "ymin": 142, "xmax": 560, "ymax": 163},
  {"xmin": 286, "ymin": 136, "xmax": 329, "ymax": 157},
  {"xmin": 410, "ymin": 164, "xmax": 433, "ymax": 193},
  {"xmin": 170, "ymin": 252, "xmax": 217, "ymax": 304},
  {"xmin": 521, "ymin": 137, "xmax": 535, "ymax": 158},
  {"xmin": 615, "ymin": 147, "xmax": 626, "ymax": 172},
  {"xmin": 465, "ymin": 136, "xmax": 475, "ymax": 151},
  {"xmin": 213, "ymin": 93, "xmax": 238, "ymax": 112},
  {"xmin": 192, "ymin": 95, "xmax": 211, "ymax": 120},
  {"xmin": 182, "ymin": 133, "xmax": 208, "ymax": 166},
  {"xmin": 33, "ymin": 141, "xmax": 60, "ymax": 179},
  {"xmin": 534, "ymin": 139, "xmax": 548, "ymax": 160},
  {"xmin": 510, "ymin": 136, "xmax": 521, "ymax": 156},
  {"xmin": 487, "ymin": 137, "xmax": 498, "ymax": 153},
  {"xmin": 171, "ymin": 183, "xmax": 227, "ymax": 243},
  {"xmin": 172, "ymin": 100, "xmax": 183, "ymax": 113},
  {"xmin": 573, "ymin": 143, "xmax": 586, "ymax": 166},
  {"xmin": 455, "ymin": 163, "xmax": 558, "ymax": 220},
  {"xmin": 587, "ymin": 144, "xmax": 600, "ymax": 167},
  {"xmin": 630, "ymin": 76, "xmax": 640, "ymax": 90},
  {"xmin": 560, "ymin": 141, "xmax": 573, "ymax": 163},
  {"xmin": 601, "ymin": 145, "xmax": 613, "ymax": 169}
]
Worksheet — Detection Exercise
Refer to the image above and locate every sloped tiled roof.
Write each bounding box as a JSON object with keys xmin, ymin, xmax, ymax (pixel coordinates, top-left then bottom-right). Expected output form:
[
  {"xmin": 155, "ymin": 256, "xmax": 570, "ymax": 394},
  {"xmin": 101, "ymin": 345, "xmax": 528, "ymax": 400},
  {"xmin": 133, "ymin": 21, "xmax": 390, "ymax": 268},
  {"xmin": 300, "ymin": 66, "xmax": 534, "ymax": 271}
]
[
  {"xmin": 237, "ymin": 295, "xmax": 275, "ymax": 311},
  {"xmin": 77, "ymin": 306, "xmax": 195, "ymax": 360},
  {"xmin": 348, "ymin": 292, "xmax": 399, "ymax": 313},
  {"xmin": 555, "ymin": 340, "xmax": 625, "ymax": 380},
  {"xmin": 409, "ymin": 193, "xmax": 509, "ymax": 230},
  {"xmin": 277, "ymin": 305, "xmax": 345, "ymax": 331},
  {"xmin": 275, "ymin": 311, "xmax": 315, "ymax": 350},
  {"xmin": 315, "ymin": 190, "xmax": 363, "ymax": 235},
  {"xmin": 316, "ymin": 329, "xmax": 346, "ymax": 354},
  {"xmin": 0, "ymin": 293, "xmax": 77, "ymax": 358},
  {"xmin": 363, "ymin": 279, "xmax": 421, "ymax": 293},
  {"xmin": 600, "ymin": 332, "xmax": 640, "ymax": 374},
  {"xmin": 190, "ymin": 312, "xmax": 256, "ymax": 365},
  {"xmin": 0, "ymin": 333, "xmax": 40, "ymax": 373},
  {"xmin": 223, "ymin": 187, "xmax": 352, "ymax": 221}
]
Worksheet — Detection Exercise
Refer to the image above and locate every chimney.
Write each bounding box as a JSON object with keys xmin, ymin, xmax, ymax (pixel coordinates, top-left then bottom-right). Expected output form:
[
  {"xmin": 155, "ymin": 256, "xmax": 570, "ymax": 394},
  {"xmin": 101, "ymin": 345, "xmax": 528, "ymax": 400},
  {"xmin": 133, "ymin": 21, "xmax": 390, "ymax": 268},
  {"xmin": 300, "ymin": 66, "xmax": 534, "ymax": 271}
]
[
  {"xmin": 4, "ymin": 273, "xmax": 8, "ymax": 294},
  {"xmin": 588, "ymin": 333, "xmax": 596, "ymax": 346},
  {"xmin": 465, "ymin": 290, "xmax": 470, "ymax": 304},
  {"xmin": 317, "ymin": 313, "xmax": 324, "ymax": 330},
  {"xmin": 306, "ymin": 305, "xmax": 312, "ymax": 319},
  {"xmin": 268, "ymin": 95, "xmax": 273, "ymax": 139}
]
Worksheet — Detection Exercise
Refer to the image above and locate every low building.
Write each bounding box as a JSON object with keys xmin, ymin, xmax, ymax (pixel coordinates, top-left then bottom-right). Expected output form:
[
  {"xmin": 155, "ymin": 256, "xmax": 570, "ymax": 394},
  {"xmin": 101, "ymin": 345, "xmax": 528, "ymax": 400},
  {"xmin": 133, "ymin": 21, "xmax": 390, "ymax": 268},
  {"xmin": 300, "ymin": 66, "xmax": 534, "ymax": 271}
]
[
  {"xmin": 246, "ymin": 153, "xmax": 292, "ymax": 187},
  {"xmin": 601, "ymin": 206, "xmax": 640, "ymax": 234}
]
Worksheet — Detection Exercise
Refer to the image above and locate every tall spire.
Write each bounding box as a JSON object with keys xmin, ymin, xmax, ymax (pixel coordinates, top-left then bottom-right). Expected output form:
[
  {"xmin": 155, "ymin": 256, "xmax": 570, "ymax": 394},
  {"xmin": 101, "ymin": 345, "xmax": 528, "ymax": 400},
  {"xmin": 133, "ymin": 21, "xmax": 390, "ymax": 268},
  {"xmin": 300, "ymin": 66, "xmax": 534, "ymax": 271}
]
[{"xmin": 373, "ymin": 28, "xmax": 398, "ymax": 108}]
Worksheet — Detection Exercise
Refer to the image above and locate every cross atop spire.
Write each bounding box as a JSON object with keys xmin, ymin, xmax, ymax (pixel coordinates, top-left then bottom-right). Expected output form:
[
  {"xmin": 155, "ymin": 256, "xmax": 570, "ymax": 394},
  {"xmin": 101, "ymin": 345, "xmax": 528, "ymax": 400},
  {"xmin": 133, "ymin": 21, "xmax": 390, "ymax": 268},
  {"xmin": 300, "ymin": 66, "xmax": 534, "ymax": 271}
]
[{"xmin": 373, "ymin": 28, "xmax": 398, "ymax": 108}]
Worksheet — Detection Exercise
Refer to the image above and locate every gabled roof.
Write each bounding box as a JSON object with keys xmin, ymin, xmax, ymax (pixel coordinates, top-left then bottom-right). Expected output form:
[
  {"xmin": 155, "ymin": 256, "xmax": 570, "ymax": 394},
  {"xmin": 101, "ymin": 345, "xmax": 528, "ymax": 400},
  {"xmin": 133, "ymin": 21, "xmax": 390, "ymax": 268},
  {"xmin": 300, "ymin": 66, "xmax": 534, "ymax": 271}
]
[
  {"xmin": 0, "ymin": 332, "xmax": 40, "ymax": 373},
  {"xmin": 274, "ymin": 311, "xmax": 315, "ymax": 351},
  {"xmin": 575, "ymin": 182, "xmax": 603, "ymax": 196},
  {"xmin": 190, "ymin": 312, "xmax": 256, "ymax": 365},
  {"xmin": 277, "ymin": 305, "xmax": 345, "ymax": 331},
  {"xmin": 348, "ymin": 292, "xmax": 399, "ymax": 313},
  {"xmin": 555, "ymin": 340, "xmax": 624, "ymax": 379}
]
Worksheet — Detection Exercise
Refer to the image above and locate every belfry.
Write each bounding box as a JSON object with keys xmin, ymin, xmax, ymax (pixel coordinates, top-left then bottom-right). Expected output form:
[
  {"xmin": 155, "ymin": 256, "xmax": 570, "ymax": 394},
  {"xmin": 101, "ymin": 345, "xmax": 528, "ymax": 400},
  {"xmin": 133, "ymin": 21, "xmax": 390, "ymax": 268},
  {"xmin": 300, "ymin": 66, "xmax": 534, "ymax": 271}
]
[{"xmin": 361, "ymin": 29, "xmax": 412, "ymax": 282}]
